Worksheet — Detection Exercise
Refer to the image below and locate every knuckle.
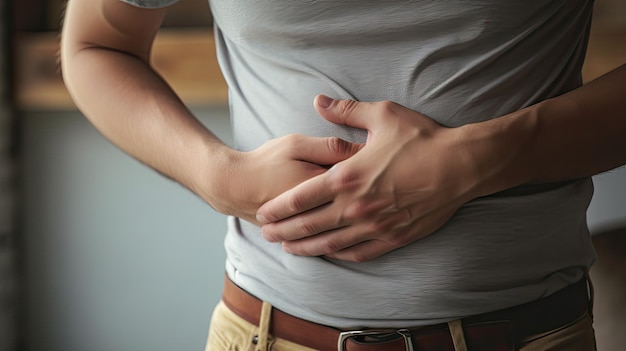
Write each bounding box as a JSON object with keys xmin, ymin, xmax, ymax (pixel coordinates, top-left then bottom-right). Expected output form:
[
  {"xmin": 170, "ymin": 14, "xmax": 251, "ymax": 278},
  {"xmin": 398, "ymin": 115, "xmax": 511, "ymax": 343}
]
[
  {"xmin": 295, "ymin": 218, "xmax": 317, "ymax": 236},
  {"xmin": 369, "ymin": 217, "xmax": 393, "ymax": 233},
  {"xmin": 286, "ymin": 192, "xmax": 304, "ymax": 213},
  {"xmin": 320, "ymin": 238, "xmax": 341, "ymax": 254},
  {"xmin": 282, "ymin": 134, "xmax": 303, "ymax": 148},
  {"xmin": 378, "ymin": 100, "xmax": 398, "ymax": 112},
  {"xmin": 328, "ymin": 165, "xmax": 360, "ymax": 192},
  {"xmin": 335, "ymin": 99, "xmax": 359, "ymax": 116},
  {"xmin": 327, "ymin": 137, "xmax": 348, "ymax": 155},
  {"xmin": 272, "ymin": 134, "xmax": 299, "ymax": 158},
  {"xmin": 374, "ymin": 100, "xmax": 400, "ymax": 120},
  {"xmin": 343, "ymin": 200, "xmax": 370, "ymax": 220},
  {"xmin": 386, "ymin": 235, "xmax": 408, "ymax": 248}
]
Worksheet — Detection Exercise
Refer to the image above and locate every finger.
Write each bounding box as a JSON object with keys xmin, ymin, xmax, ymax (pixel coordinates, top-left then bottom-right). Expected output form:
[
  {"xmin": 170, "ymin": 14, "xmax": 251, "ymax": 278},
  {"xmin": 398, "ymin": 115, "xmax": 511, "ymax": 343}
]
[
  {"xmin": 290, "ymin": 135, "xmax": 363, "ymax": 166},
  {"xmin": 261, "ymin": 202, "xmax": 342, "ymax": 242},
  {"xmin": 324, "ymin": 240, "xmax": 396, "ymax": 262},
  {"xmin": 280, "ymin": 223, "xmax": 377, "ymax": 257},
  {"xmin": 314, "ymin": 94, "xmax": 385, "ymax": 131},
  {"xmin": 324, "ymin": 205, "xmax": 460, "ymax": 262},
  {"xmin": 256, "ymin": 171, "xmax": 334, "ymax": 224}
]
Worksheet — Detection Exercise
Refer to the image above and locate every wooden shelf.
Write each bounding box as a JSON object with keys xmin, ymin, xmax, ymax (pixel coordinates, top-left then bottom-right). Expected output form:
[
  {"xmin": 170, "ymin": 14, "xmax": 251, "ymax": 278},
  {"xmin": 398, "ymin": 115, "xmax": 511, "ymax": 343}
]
[
  {"xmin": 15, "ymin": 29, "xmax": 227, "ymax": 111},
  {"xmin": 15, "ymin": 27, "xmax": 625, "ymax": 111},
  {"xmin": 582, "ymin": 27, "xmax": 626, "ymax": 82}
]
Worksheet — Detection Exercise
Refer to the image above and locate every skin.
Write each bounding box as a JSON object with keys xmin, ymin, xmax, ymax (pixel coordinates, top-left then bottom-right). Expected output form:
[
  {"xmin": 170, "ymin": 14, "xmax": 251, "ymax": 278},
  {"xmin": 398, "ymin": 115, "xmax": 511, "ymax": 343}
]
[
  {"xmin": 60, "ymin": 0, "xmax": 361, "ymax": 225},
  {"xmin": 62, "ymin": 1, "xmax": 626, "ymax": 263}
]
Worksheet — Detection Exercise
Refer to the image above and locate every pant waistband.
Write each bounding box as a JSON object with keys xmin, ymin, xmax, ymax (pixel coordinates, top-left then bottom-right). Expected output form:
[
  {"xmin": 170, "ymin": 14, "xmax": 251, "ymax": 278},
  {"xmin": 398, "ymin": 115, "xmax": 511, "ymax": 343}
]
[{"xmin": 222, "ymin": 276, "xmax": 590, "ymax": 351}]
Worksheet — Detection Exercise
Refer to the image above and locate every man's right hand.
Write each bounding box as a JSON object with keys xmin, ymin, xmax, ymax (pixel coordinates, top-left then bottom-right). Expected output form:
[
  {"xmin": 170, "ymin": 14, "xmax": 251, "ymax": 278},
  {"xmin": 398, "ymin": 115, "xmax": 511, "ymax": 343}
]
[{"xmin": 205, "ymin": 134, "xmax": 363, "ymax": 225}]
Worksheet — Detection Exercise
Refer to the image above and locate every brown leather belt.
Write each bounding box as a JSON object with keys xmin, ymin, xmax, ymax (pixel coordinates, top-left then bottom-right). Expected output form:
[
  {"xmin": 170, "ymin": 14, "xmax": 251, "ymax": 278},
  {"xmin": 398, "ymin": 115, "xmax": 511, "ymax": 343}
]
[{"xmin": 222, "ymin": 276, "xmax": 589, "ymax": 351}]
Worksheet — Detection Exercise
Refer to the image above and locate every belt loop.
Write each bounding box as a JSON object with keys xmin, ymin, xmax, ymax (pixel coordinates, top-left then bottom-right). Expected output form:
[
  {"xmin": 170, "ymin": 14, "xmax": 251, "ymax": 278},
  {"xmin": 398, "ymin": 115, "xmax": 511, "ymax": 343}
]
[
  {"xmin": 448, "ymin": 320, "xmax": 469, "ymax": 351},
  {"xmin": 255, "ymin": 301, "xmax": 273, "ymax": 351}
]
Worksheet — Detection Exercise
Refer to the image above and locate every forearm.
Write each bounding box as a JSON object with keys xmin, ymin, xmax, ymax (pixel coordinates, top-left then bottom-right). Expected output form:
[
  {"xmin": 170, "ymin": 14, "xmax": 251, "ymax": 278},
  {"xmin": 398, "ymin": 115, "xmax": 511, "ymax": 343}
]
[
  {"xmin": 465, "ymin": 64, "xmax": 626, "ymax": 197},
  {"xmin": 62, "ymin": 47, "xmax": 232, "ymax": 204}
]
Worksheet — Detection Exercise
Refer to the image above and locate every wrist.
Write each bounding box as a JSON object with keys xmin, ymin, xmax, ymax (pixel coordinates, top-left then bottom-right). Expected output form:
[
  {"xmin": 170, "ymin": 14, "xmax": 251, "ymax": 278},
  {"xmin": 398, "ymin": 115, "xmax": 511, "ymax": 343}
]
[
  {"xmin": 456, "ymin": 106, "xmax": 540, "ymax": 198},
  {"xmin": 192, "ymin": 142, "xmax": 243, "ymax": 214}
]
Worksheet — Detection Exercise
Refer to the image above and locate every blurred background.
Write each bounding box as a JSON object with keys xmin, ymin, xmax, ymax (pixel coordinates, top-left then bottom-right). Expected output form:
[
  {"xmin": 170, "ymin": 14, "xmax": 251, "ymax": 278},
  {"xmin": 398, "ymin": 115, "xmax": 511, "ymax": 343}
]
[{"xmin": 0, "ymin": 0, "xmax": 625, "ymax": 350}]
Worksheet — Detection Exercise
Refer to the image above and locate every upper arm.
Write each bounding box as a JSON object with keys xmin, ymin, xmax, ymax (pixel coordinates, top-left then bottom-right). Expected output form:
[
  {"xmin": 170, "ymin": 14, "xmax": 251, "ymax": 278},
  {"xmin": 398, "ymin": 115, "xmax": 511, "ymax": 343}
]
[{"xmin": 61, "ymin": 0, "xmax": 171, "ymax": 63}]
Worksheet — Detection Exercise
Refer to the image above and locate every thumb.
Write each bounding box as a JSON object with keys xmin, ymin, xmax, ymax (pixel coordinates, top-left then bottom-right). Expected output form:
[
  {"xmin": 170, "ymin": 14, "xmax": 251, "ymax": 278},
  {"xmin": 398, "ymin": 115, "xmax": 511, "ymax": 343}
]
[{"xmin": 314, "ymin": 94, "xmax": 375, "ymax": 130}]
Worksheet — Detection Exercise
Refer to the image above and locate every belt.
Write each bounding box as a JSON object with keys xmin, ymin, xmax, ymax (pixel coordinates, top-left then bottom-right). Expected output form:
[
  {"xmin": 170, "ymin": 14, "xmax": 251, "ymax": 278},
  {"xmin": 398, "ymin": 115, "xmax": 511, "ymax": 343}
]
[{"xmin": 222, "ymin": 276, "xmax": 589, "ymax": 351}]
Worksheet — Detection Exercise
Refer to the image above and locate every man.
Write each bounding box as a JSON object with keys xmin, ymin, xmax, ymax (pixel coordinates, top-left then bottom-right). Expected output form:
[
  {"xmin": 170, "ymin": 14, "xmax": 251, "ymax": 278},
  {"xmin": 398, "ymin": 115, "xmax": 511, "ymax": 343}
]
[{"xmin": 61, "ymin": 0, "xmax": 625, "ymax": 350}]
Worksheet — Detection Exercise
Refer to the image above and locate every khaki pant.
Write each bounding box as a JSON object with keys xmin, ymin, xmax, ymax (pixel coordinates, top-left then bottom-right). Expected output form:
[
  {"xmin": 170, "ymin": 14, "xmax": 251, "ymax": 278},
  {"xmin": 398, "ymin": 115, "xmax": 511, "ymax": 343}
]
[{"xmin": 205, "ymin": 300, "xmax": 596, "ymax": 351}]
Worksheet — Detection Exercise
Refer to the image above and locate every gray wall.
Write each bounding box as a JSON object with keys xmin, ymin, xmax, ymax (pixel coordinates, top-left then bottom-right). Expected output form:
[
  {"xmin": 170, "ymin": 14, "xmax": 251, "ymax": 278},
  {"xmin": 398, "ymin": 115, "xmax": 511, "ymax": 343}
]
[
  {"xmin": 587, "ymin": 166, "xmax": 626, "ymax": 351},
  {"xmin": 588, "ymin": 168, "xmax": 626, "ymax": 235},
  {"xmin": 21, "ymin": 107, "xmax": 231, "ymax": 351}
]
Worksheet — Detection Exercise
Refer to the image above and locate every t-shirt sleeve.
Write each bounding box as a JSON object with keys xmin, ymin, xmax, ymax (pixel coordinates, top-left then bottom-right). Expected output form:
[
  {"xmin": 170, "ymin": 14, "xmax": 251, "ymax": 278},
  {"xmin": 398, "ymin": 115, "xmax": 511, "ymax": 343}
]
[{"xmin": 119, "ymin": 0, "xmax": 179, "ymax": 8}]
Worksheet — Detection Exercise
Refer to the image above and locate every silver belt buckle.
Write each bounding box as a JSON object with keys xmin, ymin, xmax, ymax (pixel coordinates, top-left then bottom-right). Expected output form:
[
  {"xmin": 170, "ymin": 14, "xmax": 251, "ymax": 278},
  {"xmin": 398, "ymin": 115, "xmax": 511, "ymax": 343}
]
[{"xmin": 337, "ymin": 328, "xmax": 414, "ymax": 351}]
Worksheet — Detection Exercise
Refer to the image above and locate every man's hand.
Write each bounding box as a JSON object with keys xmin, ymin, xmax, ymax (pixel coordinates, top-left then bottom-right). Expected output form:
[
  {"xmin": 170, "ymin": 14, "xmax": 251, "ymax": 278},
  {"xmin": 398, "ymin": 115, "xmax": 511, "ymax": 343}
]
[
  {"xmin": 256, "ymin": 95, "xmax": 484, "ymax": 262},
  {"xmin": 206, "ymin": 134, "xmax": 362, "ymax": 225}
]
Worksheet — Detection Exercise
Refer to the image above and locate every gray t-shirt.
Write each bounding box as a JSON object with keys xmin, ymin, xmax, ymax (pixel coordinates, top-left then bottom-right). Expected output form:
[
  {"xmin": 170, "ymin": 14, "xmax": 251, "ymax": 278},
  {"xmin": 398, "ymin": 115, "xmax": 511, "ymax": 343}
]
[{"xmin": 122, "ymin": 0, "xmax": 596, "ymax": 328}]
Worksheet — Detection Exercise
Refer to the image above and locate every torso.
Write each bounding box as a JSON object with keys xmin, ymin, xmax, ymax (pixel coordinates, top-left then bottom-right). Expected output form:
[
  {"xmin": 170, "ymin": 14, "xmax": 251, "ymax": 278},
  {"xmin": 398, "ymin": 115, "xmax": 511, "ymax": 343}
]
[{"xmin": 212, "ymin": 0, "xmax": 596, "ymax": 327}]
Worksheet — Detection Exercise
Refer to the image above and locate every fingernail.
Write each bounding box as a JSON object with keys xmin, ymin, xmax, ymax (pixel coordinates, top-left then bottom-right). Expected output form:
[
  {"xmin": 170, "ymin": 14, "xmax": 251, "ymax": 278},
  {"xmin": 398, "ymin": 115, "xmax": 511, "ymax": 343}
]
[
  {"xmin": 261, "ymin": 227, "xmax": 275, "ymax": 242},
  {"xmin": 317, "ymin": 94, "xmax": 334, "ymax": 109},
  {"xmin": 282, "ymin": 242, "xmax": 293, "ymax": 254},
  {"xmin": 256, "ymin": 213, "xmax": 268, "ymax": 224}
]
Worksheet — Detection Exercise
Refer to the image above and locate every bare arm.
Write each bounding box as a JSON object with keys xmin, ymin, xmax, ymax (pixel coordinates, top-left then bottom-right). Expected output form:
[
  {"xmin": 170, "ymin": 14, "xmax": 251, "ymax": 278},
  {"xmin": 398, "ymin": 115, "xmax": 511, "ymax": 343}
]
[
  {"xmin": 466, "ymin": 64, "xmax": 626, "ymax": 196},
  {"xmin": 61, "ymin": 0, "xmax": 360, "ymax": 223},
  {"xmin": 61, "ymin": 0, "xmax": 226, "ymax": 201}
]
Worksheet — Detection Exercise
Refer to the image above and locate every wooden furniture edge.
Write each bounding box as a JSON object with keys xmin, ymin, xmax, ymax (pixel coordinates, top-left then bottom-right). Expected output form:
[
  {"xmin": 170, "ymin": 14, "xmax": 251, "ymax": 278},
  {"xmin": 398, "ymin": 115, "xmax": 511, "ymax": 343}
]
[{"xmin": 14, "ymin": 27, "xmax": 625, "ymax": 111}]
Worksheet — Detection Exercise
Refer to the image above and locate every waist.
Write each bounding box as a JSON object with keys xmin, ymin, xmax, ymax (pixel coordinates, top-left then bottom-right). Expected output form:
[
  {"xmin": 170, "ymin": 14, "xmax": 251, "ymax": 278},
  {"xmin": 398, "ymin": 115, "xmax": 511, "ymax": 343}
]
[
  {"xmin": 222, "ymin": 275, "xmax": 591, "ymax": 351},
  {"xmin": 225, "ymin": 177, "xmax": 595, "ymax": 326}
]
